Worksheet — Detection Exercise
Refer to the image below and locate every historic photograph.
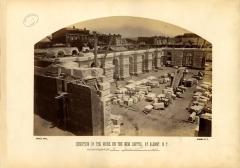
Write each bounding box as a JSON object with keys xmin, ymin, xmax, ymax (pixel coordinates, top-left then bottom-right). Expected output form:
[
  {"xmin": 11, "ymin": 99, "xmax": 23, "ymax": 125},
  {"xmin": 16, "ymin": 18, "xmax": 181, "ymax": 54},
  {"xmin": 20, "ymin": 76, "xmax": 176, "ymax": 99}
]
[{"xmin": 34, "ymin": 16, "xmax": 212, "ymax": 136}]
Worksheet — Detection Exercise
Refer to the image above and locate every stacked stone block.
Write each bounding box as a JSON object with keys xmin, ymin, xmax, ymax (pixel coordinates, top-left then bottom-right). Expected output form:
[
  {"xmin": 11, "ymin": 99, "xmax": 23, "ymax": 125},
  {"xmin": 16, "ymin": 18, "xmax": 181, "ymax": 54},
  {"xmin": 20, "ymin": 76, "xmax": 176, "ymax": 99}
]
[
  {"xmin": 119, "ymin": 55, "xmax": 130, "ymax": 79},
  {"xmin": 144, "ymin": 52, "xmax": 153, "ymax": 72},
  {"xmin": 134, "ymin": 54, "xmax": 143, "ymax": 75}
]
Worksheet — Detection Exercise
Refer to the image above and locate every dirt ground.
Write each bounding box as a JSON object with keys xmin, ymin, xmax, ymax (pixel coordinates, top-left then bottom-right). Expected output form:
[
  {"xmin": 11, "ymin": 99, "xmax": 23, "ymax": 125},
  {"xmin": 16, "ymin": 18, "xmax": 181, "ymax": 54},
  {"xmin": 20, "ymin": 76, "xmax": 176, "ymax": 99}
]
[{"xmin": 34, "ymin": 63, "xmax": 212, "ymax": 136}]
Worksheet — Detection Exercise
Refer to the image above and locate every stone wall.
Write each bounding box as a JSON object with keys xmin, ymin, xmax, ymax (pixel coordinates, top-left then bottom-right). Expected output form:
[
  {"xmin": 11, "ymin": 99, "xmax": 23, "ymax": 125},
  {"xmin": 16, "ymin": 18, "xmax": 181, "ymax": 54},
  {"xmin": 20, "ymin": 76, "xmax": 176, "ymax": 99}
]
[{"xmin": 50, "ymin": 48, "xmax": 210, "ymax": 82}]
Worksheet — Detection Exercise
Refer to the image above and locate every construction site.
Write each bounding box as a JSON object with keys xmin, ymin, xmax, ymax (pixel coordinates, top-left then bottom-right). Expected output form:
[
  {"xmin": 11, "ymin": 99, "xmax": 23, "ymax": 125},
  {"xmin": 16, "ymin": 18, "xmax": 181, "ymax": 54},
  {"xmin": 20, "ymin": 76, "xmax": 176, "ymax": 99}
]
[{"xmin": 34, "ymin": 20, "xmax": 212, "ymax": 137}]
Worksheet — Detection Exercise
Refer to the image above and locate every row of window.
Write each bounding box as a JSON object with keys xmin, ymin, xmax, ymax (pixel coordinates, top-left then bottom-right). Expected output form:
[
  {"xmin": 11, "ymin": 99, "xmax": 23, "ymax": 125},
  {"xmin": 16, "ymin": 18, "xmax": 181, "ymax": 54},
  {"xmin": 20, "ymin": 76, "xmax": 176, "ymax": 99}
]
[{"xmin": 67, "ymin": 35, "xmax": 88, "ymax": 41}]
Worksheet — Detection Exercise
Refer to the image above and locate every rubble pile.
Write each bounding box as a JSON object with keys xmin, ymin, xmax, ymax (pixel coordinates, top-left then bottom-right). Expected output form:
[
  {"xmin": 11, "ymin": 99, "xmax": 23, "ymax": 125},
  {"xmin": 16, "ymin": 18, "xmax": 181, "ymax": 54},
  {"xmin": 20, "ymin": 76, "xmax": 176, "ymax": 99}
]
[
  {"xmin": 111, "ymin": 76, "xmax": 161, "ymax": 108},
  {"xmin": 142, "ymin": 85, "xmax": 188, "ymax": 114},
  {"xmin": 159, "ymin": 73, "xmax": 171, "ymax": 84},
  {"xmin": 110, "ymin": 74, "xmax": 191, "ymax": 115},
  {"xmin": 188, "ymin": 81, "xmax": 212, "ymax": 125}
]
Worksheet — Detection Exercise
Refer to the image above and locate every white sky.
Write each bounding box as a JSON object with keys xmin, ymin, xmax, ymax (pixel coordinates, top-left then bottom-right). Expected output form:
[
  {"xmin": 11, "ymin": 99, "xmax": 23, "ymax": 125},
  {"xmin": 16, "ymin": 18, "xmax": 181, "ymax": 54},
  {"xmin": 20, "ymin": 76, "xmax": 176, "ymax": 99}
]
[{"xmin": 71, "ymin": 16, "xmax": 191, "ymax": 38}]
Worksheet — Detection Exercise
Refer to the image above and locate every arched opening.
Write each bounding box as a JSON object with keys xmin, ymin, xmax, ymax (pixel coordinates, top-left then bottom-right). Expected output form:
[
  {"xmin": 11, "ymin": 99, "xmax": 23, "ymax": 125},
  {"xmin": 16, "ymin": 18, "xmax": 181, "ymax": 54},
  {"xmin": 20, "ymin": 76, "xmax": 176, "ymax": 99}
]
[
  {"xmin": 113, "ymin": 58, "xmax": 120, "ymax": 80},
  {"xmin": 129, "ymin": 56, "xmax": 134, "ymax": 75}
]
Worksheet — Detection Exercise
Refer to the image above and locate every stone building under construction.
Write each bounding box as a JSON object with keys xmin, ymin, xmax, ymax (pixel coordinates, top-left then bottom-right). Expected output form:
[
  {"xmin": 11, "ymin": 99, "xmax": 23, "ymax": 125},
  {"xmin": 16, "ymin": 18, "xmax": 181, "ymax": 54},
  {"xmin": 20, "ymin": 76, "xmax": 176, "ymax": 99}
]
[{"xmin": 34, "ymin": 47, "xmax": 212, "ymax": 136}]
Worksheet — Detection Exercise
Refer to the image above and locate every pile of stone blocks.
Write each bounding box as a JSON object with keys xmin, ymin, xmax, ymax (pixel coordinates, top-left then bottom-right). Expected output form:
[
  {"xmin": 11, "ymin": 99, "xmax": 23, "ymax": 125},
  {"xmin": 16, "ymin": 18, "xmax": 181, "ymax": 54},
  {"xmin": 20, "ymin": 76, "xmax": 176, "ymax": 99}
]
[
  {"xmin": 188, "ymin": 81, "xmax": 212, "ymax": 124},
  {"xmin": 103, "ymin": 65, "xmax": 114, "ymax": 83},
  {"xmin": 98, "ymin": 84, "xmax": 111, "ymax": 98},
  {"xmin": 146, "ymin": 76, "xmax": 160, "ymax": 88},
  {"xmin": 159, "ymin": 74, "xmax": 171, "ymax": 84},
  {"xmin": 135, "ymin": 59, "xmax": 143, "ymax": 74},
  {"xmin": 135, "ymin": 85, "xmax": 149, "ymax": 94},
  {"xmin": 146, "ymin": 93, "xmax": 156, "ymax": 101},
  {"xmin": 183, "ymin": 78, "xmax": 198, "ymax": 87},
  {"xmin": 100, "ymin": 98, "xmax": 112, "ymax": 136},
  {"xmin": 125, "ymin": 84, "xmax": 136, "ymax": 91},
  {"xmin": 119, "ymin": 57, "xmax": 130, "ymax": 79},
  {"xmin": 111, "ymin": 85, "xmax": 146, "ymax": 107}
]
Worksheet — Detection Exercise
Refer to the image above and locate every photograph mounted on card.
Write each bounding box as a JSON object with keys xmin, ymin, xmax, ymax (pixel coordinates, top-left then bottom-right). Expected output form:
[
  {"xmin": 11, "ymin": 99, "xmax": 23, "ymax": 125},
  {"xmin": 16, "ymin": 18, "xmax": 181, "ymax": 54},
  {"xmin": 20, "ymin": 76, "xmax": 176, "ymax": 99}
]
[{"xmin": 33, "ymin": 16, "xmax": 212, "ymax": 136}]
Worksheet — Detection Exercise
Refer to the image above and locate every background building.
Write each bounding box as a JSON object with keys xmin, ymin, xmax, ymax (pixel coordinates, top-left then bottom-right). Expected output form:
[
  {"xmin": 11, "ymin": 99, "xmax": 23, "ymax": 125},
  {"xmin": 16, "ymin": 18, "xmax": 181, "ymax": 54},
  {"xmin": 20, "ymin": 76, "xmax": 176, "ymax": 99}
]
[{"xmin": 51, "ymin": 27, "xmax": 91, "ymax": 50}]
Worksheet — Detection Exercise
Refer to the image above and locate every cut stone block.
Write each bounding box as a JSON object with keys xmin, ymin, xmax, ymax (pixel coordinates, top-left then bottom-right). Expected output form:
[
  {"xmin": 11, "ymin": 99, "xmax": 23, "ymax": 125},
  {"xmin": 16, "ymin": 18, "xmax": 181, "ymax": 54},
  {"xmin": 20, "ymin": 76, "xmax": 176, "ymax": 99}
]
[
  {"xmin": 190, "ymin": 105, "xmax": 204, "ymax": 114},
  {"xmin": 99, "ymin": 75, "xmax": 107, "ymax": 83},
  {"xmin": 128, "ymin": 98, "xmax": 134, "ymax": 106},
  {"xmin": 153, "ymin": 102, "xmax": 165, "ymax": 110},
  {"xmin": 98, "ymin": 82, "xmax": 110, "ymax": 91},
  {"xmin": 60, "ymin": 67, "xmax": 73, "ymax": 76},
  {"xmin": 98, "ymin": 89, "xmax": 110, "ymax": 98},
  {"xmin": 144, "ymin": 104, "xmax": 153, "ymax": 112},
  {"xmin": 117, "ymin": 94, "xmax": 123, "ymax": 99},
  {"xmin": 91, "ymin": 68, "xmax": 104, "ymax": 77},
  {"xmin": 146, "ymin": 93, "xmax": 156, "ymax": 101},
  {"xmin": 72, "ymin": 68, "xmax": 91, "ymax": 79}
]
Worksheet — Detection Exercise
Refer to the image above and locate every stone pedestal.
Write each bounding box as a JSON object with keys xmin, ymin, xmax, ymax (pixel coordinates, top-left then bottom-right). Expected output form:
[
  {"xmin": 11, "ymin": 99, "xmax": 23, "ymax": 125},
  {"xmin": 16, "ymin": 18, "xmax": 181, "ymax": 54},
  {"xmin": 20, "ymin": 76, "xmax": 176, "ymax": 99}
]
[
  {"xmin": 119, "ymin": 56, "xmax": 130, "ymax": 79},
  {"xmin": 155, "ymin": 51, "xmax": 162, "ymax": 69},
  {"xmin": 134, "ymin": 54, "xmax": 143, "ymax": 75},
  {"xmin": 144, "ymin": 52, "xmax": 153, "ymax": 72},
  {"xmin": 119, "ymin": 64, "xmax": 130, "ymax": 79},
  {"xmin": 155, "ymin": 57, "xmax": 162, "ymax": 69}
]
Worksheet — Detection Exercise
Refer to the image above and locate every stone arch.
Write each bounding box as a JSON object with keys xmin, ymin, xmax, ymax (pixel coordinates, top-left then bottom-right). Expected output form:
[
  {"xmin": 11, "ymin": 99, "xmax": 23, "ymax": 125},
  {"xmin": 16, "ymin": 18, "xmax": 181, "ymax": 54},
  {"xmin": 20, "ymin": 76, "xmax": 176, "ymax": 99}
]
[
  {"xmin": 129, "ymin": 56, "xmax": 134, "ymax": 75},
  {"xmin": 112, "ymin": 58, "xmax": 120, "ymax": 80}
]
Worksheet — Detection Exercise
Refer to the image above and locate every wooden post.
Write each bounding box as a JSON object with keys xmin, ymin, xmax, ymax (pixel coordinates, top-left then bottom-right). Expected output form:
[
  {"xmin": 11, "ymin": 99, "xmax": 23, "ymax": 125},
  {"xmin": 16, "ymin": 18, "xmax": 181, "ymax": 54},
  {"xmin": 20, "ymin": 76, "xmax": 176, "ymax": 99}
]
[{"xmin": 93, "ymin": 31, "xmax": 98, "ymax": 67}]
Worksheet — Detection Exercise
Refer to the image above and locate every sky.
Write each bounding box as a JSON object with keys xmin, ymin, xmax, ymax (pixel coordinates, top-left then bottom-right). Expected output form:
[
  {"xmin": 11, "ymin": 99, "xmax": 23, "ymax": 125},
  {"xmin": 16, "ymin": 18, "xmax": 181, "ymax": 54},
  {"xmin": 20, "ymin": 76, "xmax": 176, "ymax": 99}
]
[{"xmin": 71, "ymin": 16, "xmax": 191, "ymax": 38}]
